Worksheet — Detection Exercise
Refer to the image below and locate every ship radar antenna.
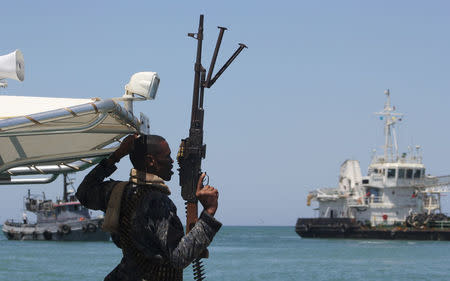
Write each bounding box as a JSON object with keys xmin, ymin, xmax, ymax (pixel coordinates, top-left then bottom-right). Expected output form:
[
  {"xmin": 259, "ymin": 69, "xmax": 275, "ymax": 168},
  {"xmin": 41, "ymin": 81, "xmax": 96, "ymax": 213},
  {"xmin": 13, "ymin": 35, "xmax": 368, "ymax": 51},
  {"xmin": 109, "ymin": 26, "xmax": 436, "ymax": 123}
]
[{"xmin": 375, "ymin": 89, "xmax": 404, "ymax": 162}]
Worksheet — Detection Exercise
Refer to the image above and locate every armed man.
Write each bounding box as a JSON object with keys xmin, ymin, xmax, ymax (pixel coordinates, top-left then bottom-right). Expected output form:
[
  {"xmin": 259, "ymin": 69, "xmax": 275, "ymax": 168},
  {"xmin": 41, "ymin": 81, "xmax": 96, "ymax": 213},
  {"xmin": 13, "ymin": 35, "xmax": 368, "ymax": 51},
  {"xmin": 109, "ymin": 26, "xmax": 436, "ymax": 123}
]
[
  {"xmin": 76, "ymin": 134, "xmax": 221, "ymax": 280},
  {"xmin": 77, "ymin": 14, "xmax": 245, "ymax": 281}
]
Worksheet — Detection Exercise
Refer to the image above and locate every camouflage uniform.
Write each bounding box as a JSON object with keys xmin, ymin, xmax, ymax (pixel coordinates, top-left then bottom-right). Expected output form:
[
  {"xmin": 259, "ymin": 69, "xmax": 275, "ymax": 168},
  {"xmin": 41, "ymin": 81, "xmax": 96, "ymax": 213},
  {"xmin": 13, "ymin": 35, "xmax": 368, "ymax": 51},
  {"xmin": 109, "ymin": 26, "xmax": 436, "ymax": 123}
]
[{"xmin": 76, "ymin": 159, "xmax": 222, "ymax": 281}]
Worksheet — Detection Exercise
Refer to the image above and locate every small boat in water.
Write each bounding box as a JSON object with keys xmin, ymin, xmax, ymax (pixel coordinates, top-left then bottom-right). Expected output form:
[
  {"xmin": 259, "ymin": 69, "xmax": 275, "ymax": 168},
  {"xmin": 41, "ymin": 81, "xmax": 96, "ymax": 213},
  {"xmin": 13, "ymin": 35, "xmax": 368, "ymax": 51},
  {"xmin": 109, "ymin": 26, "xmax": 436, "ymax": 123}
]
[
  {"xmin": 2, "ymin": 174, "xmax": 109, "ymax": 241},
  {"xmin": 296, "ymin": 90, "xmax": 450, "ymax": 240}
]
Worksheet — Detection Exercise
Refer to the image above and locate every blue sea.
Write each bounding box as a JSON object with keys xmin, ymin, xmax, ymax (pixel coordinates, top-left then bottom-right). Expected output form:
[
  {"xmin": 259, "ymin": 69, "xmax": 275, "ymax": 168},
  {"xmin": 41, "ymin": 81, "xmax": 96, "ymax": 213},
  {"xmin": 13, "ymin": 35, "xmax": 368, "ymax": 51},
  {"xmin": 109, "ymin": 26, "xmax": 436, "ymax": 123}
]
[{"xmin": 1, "ymin": 226, "xmax": 450, "ymax": 281}]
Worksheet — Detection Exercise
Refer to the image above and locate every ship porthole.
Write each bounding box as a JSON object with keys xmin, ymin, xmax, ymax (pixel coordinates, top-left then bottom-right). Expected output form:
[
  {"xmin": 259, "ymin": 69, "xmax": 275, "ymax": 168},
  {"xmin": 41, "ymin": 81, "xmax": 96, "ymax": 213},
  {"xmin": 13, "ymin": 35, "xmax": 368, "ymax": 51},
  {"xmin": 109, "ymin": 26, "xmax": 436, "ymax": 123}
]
[
  {"xmin": 61, "ymin": 224, "xmax": 71, "ymax": 235},
  {"xmin": 43, "ymin": 230, "xmax": 52, "ymax": 240},
  {"xmin": 87, "ymin": 223, "xmax": 97, "ymax": 232}
]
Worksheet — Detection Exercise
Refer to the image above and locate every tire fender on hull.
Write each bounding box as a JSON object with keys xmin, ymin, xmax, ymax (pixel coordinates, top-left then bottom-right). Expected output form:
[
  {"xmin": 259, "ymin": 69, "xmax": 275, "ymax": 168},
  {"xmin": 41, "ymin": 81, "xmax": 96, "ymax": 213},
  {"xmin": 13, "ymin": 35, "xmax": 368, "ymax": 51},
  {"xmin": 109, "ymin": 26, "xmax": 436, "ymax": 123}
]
[
  {"xmin": 60, "ymin": 224, "xmax": 71, "ymax": 235},
  {"xmin": 43, "ymin": 230, "xmax": 52, "ymax": 240},
  {"xmin": 87, "ymin": 223, "xmax": 97, "ymax": 232}
]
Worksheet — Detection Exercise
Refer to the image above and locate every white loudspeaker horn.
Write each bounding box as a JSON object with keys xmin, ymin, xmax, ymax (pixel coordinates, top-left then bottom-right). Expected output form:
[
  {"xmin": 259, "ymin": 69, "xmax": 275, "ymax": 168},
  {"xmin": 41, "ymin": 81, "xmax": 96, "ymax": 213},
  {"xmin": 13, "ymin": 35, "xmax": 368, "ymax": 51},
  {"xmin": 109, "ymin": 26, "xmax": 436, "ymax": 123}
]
[{"xmin": 0, "ymin": 49, "xmax": 25, "ymax": 81}]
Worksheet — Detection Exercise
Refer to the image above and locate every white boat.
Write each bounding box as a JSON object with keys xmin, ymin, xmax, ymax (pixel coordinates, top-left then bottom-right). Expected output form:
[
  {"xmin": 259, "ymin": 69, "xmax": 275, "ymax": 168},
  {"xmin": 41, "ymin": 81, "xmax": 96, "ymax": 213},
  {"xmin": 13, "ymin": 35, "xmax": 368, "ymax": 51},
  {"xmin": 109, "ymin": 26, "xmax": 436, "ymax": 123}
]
[
  {"xmin": 2, "ymin": 174, "xmax": 109, "ymax": 241},
  {"xmin": 296, "ymin": 90, "xmax": 450, "ymax": 240}
]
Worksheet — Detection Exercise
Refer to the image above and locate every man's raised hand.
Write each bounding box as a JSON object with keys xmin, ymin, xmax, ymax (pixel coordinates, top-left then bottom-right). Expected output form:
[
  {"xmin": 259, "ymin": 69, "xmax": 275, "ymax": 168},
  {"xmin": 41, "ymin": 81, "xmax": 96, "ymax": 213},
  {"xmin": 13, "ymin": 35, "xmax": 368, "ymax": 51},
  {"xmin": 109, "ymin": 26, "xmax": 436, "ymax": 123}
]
[
  {"xmin": 107, "ymin": 134, "xmax": 139, "ymax": 165},
  {"xmin": 196, "ymin": 173, "xmax": 219, "ymax": 216}
]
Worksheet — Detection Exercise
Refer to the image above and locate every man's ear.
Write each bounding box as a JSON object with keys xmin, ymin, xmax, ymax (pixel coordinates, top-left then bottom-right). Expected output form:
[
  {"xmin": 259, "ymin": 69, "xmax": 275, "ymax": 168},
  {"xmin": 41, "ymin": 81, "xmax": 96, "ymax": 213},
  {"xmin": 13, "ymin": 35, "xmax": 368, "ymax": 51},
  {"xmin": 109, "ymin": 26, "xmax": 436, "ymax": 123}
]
[{"xmin": 147, "ymin": 155, "xmax": 158, "ymax": 170}]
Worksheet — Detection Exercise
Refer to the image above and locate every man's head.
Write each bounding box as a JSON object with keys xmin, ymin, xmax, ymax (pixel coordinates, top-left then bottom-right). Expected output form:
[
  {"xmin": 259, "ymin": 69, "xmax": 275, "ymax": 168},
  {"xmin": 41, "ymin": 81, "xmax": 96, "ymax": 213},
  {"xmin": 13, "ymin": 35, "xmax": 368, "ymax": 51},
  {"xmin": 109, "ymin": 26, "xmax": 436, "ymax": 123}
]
[{"xmin": 129, "ymin": 134, "xmax": 174, "ymax": 181}]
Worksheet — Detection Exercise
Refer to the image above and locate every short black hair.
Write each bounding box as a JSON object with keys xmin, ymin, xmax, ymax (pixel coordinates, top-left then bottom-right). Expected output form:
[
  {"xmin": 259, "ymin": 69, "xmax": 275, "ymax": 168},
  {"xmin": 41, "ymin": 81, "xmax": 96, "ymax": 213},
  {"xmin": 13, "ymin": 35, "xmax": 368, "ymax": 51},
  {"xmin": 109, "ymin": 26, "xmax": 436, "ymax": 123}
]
[{"xmin": 129, "ymin": 134, "xmax": 166, "ymax": 170}]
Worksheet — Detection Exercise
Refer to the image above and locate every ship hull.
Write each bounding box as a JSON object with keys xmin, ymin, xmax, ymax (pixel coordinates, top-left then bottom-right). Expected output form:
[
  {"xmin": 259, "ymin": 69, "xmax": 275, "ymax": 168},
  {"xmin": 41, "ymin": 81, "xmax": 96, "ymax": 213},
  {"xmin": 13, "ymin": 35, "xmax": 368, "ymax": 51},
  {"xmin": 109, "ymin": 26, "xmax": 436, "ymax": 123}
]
[
  {"xmin": 2, "ymin": 218, "xmax": 110, "ymax": 241},
  {"xmin": 296, "ymin": 218, "xmax": 450, "ymax": 241}
]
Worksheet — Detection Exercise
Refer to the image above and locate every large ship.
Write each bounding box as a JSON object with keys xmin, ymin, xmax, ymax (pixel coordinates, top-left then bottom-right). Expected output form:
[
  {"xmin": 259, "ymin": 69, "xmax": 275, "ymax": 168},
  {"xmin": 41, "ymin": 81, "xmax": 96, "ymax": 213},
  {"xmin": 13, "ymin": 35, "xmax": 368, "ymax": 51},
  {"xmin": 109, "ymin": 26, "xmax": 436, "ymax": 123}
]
[
  {"xmin": 296, "ymin": 90, "xmax": 450, "ymax": 240},
  {"xmin": 2, "ymin": 174, "xmax": 110, "ymax": 241}
]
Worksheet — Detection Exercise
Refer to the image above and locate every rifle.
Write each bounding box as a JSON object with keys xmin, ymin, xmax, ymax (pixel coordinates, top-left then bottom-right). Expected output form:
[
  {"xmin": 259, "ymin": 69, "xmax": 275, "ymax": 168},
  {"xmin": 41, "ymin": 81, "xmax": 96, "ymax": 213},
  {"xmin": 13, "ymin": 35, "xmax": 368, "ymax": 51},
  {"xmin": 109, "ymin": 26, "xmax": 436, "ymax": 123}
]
[{"xmin": 177, "ymin": 14, "xmax": 246, "ymax": 281}]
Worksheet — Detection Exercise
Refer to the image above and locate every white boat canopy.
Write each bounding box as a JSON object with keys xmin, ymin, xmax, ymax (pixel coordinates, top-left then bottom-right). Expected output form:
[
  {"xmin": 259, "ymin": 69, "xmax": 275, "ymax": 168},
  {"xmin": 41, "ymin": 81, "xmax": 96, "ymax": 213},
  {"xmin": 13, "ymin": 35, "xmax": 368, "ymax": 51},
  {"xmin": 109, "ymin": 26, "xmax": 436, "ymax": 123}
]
[
  {"xmin": 0, "ymin": 49, "xmax": 158, "ymax": 185},
  {"xmin": 0, "ymin": 95, "xmax": 146, "ymax": 185}
]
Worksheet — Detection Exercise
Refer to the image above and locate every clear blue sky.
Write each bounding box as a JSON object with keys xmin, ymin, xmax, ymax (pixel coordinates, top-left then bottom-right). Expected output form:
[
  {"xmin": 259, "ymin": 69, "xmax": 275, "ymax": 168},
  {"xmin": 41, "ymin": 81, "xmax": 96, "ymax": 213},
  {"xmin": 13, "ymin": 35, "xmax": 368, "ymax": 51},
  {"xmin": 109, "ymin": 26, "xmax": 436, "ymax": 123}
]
[{"xmin": 1, "ymin": 0, "xmax": 450, "ymax": 225}]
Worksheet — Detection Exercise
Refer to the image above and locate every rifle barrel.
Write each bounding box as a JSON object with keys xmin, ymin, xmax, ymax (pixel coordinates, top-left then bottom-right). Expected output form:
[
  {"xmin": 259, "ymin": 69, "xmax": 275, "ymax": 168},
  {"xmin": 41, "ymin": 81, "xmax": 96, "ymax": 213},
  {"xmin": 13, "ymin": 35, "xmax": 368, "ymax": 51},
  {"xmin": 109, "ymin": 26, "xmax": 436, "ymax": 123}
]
[
  {"xmin": 190, "ymin": 15, "xmax": 204, "ymax": 125},
  {"xmin": 200, "ymin": 70, "xmax": 206, "ymax": 109}
]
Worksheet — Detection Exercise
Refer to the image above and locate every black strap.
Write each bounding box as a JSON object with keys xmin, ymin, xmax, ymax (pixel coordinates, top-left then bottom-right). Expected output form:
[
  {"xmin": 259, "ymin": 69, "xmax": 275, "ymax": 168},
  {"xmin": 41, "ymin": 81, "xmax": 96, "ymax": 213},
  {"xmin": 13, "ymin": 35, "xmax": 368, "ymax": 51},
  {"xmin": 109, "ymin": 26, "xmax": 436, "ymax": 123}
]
[{"xmin": 119, "ymin": 186, "xmax": 183, "ymax": 280}]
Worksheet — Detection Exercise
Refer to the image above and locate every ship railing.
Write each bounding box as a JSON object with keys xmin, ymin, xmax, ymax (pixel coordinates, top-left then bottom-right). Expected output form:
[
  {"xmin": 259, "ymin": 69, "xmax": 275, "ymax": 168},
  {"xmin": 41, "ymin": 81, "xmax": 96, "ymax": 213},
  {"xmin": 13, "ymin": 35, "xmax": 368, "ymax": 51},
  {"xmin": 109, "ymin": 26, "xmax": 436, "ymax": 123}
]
[
  {"xmin": 4, "ymin": 219, "xmax": 37, "ymax": 227},
  {"xmin": 367, "ymin": 196, "xmax": 395, "ymax": 208},
  {"xmin": 347, "ymin": 196, "xmax": 395, "ymax": 208},
  {"xmin": 314, "ymin": 188, "xmax": 342, "ymax": 201},
  {"xmin": 429, "ymin": 221, "xmax": 450, "ymax": 229},
  {"xmin": 423, "ymin": 196, "xmax": 440, "ymax": 210},
  {"xmin": 423, "ymin": 204, "xmax": 440, "ymax": 210},
  {"xmin": 346, "ymin": 197, "xmax": 368, "ymax": 207},
  {"xmin": 414, "ymin": 175, "xmax": 450, "ymax": 191},
  {"xmin": 362, "ymin": 196, "xmax": 384, "ymax": 204}
]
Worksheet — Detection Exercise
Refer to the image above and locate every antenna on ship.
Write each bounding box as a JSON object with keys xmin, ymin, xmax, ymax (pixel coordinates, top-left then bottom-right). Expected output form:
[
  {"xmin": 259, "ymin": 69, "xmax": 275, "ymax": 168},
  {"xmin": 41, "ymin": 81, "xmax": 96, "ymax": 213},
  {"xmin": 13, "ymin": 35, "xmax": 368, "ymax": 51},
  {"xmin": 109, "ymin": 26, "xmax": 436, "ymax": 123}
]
[
  {"xmin": 375, "ymin": 89, "xmax": 404, "ymax": 162},
  {"xmin": 62, "ymin": 173, "xmax": 74, "ymax": 203}
]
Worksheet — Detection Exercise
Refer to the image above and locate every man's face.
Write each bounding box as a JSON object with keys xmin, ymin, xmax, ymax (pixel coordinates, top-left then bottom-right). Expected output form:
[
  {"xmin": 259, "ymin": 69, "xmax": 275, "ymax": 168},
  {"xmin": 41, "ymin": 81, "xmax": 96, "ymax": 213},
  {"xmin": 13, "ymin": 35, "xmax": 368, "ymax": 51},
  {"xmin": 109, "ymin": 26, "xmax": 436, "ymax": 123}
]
[{"xmin": 150, "ymin": 141, "xmax": 174, "ymax": 181}]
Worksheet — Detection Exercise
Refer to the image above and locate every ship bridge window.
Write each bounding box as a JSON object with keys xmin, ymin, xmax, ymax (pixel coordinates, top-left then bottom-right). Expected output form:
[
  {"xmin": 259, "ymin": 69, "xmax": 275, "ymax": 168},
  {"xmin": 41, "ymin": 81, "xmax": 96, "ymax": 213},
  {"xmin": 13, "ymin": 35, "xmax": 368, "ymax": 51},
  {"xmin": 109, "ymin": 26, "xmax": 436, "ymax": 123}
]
[
  {"xmin": 406, "ymin": 169, "xmax": 413, "ymax": 179},
  {"xmin": 387, "ymin": 169, "xmax": 396, "ymax": 178},
  {"xmin": 414, "ymin": 169, "xmax": 421, "ymax": 179},
  {"xmin": 398, "ymin": 169, "xmax": 405, "ymax": 178},
  {"xmin": 373, "ymin": 168, "xmax": 384, "ymax": 174}
]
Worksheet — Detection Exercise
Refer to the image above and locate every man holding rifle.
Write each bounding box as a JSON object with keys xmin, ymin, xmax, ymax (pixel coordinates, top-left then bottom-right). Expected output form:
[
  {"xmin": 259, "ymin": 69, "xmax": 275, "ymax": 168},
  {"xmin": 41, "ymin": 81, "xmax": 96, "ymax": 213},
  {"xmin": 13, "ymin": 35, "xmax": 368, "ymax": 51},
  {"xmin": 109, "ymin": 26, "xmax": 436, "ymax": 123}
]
[
  {"xmin": 77, "ymin": 14, "xmax": 245, "ymax": 281},
  {"xmin": 76, "ymin": 134, "xmax": 221, "ymax": 281}
]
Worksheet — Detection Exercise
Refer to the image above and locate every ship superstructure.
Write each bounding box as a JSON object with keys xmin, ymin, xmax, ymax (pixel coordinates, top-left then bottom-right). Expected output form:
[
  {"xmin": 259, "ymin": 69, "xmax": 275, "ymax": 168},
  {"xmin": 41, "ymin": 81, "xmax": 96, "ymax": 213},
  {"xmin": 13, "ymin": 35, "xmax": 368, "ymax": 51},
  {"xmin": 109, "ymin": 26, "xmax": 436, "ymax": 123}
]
[{"xmin": 302, "ymin": 90, "xmax": 450, "ymax": 230}]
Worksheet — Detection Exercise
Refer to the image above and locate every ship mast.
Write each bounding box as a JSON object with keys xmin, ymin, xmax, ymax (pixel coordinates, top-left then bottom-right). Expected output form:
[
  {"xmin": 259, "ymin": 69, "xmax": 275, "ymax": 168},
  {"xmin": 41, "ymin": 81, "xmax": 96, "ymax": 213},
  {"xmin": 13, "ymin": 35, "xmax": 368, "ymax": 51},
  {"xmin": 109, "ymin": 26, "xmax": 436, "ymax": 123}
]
[
  {"xmin": 63, "ymin": 173, "xmax": 68, "ymax": 203},
  {"xmin": 375, "ymin": 89, "xmax": 403, "ymax": 162},
  {"xmin": 62, "ymin": 173, "xmax": 76, "ymax": 202}
]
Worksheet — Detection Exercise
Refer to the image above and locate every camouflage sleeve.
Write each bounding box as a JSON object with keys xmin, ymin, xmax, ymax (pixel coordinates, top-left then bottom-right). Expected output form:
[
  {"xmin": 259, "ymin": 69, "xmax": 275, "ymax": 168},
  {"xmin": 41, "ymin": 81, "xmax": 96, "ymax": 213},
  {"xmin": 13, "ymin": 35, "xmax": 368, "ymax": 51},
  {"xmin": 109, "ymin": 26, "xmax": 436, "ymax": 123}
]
[
  {"xmin": 166, "ymin": 210, "xmax": 222, "ymax": 268},
  {"xmin": 133, "ymin": 192, "xmax": 222, "ymax": 269},
  {"xmin": 76, "ymin": 159, "xmax": 119, "ymax": 212}
]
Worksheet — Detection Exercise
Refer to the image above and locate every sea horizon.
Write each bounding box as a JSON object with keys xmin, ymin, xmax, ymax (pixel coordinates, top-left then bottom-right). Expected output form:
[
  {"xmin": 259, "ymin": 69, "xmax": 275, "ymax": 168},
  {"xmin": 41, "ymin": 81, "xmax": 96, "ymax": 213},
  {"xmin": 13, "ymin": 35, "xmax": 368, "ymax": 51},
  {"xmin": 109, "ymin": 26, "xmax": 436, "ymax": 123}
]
[{"xmin": 2, "ymin": 226, "xmax": 450, "ymax": 281}]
